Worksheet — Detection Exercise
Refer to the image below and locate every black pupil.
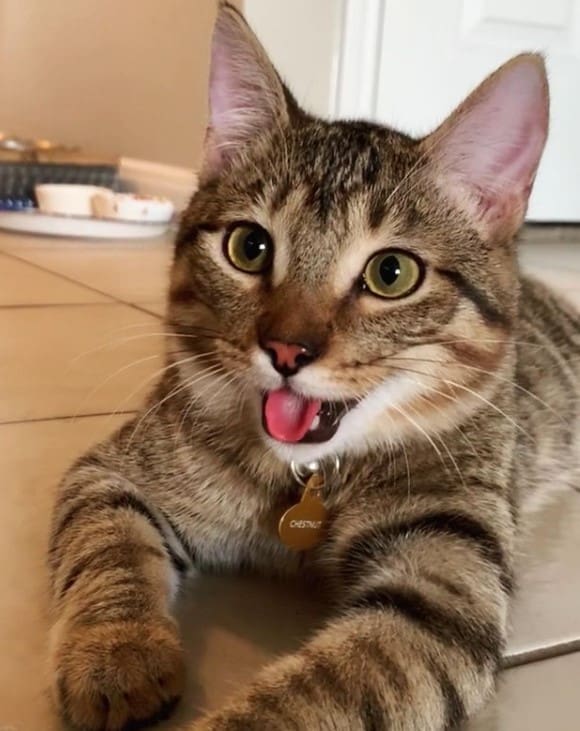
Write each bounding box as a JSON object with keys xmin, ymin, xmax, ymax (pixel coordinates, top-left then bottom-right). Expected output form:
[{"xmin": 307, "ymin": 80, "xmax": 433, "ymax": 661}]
[
  {"xmin": 379, "ymin": 255, "xmax": 401, "ymax": 285},
  {"xmin": 243, "ymin": 230, "xmax": 267, "ymax": 261}
]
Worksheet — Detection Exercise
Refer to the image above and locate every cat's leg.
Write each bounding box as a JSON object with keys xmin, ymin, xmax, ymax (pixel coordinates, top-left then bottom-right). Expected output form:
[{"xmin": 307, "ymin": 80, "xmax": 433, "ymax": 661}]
[
  {"xmin": 48, "ymin": 454, "xmax": 193, "ymax": 731},
  {"xmin": 194, "ymin": 486, "xmax": 514, "ymax": 730}
]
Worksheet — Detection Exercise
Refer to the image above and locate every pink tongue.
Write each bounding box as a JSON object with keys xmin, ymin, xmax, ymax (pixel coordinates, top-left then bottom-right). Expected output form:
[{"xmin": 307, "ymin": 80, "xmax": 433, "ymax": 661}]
[{"xmin": 263, "ymin": 388, "xmax": 321, "ymax": 443}]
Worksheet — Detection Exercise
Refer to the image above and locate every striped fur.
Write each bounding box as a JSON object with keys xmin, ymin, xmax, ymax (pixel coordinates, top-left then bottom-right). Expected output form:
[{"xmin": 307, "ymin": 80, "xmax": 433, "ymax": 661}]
[{"xmin": 48, "ymin": 5, "xmax": 579, "ymax": 731}]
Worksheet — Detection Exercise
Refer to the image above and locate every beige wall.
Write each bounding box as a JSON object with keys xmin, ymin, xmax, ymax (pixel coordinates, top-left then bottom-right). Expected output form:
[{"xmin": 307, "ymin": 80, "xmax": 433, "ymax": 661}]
[
  {"xmin": 245, "ymin": 0, "xmax": 342, "ymax": 119},
  {"xmin": 0, "ymin": 0, "xmax": 236, "ymax": 168}
]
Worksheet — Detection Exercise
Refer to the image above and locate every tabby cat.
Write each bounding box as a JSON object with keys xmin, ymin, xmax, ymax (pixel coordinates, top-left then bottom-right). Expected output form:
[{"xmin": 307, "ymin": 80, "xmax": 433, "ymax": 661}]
[{"xmin": 48, "ymin": 4, "xmax": 580, "ymax": 730}]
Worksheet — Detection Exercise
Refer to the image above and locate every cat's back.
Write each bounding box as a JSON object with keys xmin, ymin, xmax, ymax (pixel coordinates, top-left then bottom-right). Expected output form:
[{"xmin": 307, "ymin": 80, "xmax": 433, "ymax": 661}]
[{"xmin": 514, "ymin": 276, "xmax": 580, "ymax": 504}]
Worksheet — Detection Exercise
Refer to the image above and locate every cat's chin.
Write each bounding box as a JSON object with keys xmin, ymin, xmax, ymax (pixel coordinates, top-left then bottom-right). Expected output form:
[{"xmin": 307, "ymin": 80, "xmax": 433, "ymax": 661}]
[
  {"xmin": 264, "ymin": 432, "xmax": 344, "ymax": 466},
  {"xmin": 260, "ymin": 372, "xmax": 426, "ymax": 465}
]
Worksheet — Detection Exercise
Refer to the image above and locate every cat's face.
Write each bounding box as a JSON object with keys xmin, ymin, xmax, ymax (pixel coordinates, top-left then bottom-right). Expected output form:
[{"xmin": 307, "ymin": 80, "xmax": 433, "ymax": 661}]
[{"xmin": 167, "ymin": 5, "xmax": 548, "ymax": 465}]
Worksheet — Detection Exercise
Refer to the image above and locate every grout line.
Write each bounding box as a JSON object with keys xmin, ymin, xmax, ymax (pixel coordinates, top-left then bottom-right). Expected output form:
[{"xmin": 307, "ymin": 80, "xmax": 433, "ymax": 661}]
[
  {"xmin": 0, "ymin": 410, "xmax": 137, "ymax": 428},
  {"xmin": 0, "ymin": 298, "xmax": 165, "ymax": 318},
  {"xmin": 124, "ymin": 302, "xmax": 164, "ymax": 320},
  {"xmin": 0, "ymin": 248, "xmax": 119, "ymax": 301},
  {"xmin": 0, "ymin": 301, "xmax": 123, "ymax": 310},
  {"xmin": 0, "ymin": 249, "xmax": 165, "ymax": 318},
  {"xmin": 503, "ymin": 639, "xmax": 580, "ymax": 670}
]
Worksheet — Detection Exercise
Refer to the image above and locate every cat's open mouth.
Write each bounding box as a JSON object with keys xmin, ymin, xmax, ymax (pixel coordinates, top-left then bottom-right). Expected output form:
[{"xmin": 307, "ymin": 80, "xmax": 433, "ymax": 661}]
[{"xmin": 261, "ymin": 387, "xmax": 353, "ymax": 444}]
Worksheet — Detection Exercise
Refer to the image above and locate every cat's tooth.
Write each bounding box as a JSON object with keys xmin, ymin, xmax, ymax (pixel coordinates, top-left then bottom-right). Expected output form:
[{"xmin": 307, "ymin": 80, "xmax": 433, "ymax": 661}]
[{"xmin": 309, "ymin": 415, "xmax": 321, "ymax": 431}]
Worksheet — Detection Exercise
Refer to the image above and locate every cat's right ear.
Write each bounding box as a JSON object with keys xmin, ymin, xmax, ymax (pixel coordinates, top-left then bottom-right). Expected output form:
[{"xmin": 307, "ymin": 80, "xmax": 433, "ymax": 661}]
[
  {"xmin": 201, "ymin": 3, "xmax": 293, "ymax": 181},
  {"xmin": 423, "ymin": 54, "xmax": 549, "ymax": 238}
]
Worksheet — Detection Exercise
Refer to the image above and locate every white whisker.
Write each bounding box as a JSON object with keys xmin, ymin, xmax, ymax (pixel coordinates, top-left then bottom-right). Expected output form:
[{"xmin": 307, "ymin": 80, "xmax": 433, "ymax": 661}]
[{"xmin": 123, "ymin": 361, "xmax": 226, "ymax": 455}]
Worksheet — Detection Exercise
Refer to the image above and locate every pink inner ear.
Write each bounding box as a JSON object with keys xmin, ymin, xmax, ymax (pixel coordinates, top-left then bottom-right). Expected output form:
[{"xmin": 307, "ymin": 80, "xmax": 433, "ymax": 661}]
[
  {"xmin": 209, "ymin": 44, "xmax": 236, "ymax": 138},
  {"xmin": 209, "ymin": 37, "xmax": 269, "ymax": 144},
  {"xmin": 434, "ymin": 57, "xmax": 549, "ymax": 220},
  {"xmin": 203, "ymin": 6, "xmax": 286, "ymax": 177}
]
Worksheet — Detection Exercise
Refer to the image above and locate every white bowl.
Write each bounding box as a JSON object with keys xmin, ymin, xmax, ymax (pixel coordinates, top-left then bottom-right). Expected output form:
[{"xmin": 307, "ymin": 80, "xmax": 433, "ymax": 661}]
[
  {"xmin": 92, "ymin": 192, "xmax": 174, "ymax": 223},
  {"xmin": 0, "ymin": 209, "xmax": 171, "ymax": 239},
  {"xmin": 35, "ymin": 184, "xmax": 110, "ymax": 217}
]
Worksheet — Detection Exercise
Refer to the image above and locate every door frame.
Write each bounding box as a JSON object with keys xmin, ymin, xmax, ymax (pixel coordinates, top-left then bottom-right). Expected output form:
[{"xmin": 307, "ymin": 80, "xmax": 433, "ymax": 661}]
[{"xmin": 333, "ymin": 0, "xmax": 386, "ymax": 120}]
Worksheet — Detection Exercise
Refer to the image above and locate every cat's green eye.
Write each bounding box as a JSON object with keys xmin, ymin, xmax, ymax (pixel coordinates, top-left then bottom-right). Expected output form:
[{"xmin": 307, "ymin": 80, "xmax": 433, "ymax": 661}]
[
  {"xmin": 224, "ymin": 224, "xmax": 273, "ymax": 274},
  {"xmin": 362, "ymin": 250, "xmax": 424, "ymax": 299}
]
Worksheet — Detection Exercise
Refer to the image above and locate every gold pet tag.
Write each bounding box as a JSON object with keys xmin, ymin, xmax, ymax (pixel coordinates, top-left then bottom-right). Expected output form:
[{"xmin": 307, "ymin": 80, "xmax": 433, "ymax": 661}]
[{"xmin": 278, "ymin": 474, "xmax": 328, "ymax": 551}]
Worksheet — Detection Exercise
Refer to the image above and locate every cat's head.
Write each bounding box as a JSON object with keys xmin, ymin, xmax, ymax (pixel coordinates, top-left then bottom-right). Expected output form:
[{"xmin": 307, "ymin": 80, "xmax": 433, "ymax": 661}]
[{"xmin": 168, "ymin": 3, "xmax": 548, "ymax": 465}]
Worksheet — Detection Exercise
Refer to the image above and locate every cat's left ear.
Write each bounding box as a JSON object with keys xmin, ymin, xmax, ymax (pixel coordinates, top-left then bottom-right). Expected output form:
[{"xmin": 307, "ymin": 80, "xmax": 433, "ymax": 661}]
[
  {"xmin": 423, "ymin": 54, "xmax": 549, "ymax": 237},
  {"xmin": 202, "ymin": 3, "xmax": 297, "ymax": 181}
]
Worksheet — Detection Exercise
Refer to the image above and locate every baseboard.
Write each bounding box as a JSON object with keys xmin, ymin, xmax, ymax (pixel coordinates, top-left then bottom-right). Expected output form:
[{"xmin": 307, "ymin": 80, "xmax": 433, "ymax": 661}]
[{"xmin": 118, "ymin": 157, "xmax": 198, "ymax": 211}]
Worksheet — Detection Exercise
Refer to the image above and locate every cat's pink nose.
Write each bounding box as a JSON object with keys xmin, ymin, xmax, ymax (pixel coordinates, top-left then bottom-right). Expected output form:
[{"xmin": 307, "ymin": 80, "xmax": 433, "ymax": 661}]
[{"xmin": 263, "ymin": 340, "xmax": 316, "ymax": 376}]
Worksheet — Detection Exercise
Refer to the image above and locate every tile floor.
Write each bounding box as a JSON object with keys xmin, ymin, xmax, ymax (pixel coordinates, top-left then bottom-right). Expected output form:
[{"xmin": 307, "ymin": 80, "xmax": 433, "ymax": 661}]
[{"xmin": 0, "ymin": 227, "xmax": 578, "ymax": 730}]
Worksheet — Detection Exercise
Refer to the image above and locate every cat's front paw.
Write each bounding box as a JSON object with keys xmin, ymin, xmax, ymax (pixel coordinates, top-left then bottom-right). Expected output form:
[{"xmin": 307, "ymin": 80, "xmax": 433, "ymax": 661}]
[{"xmin": 50, "ymin": 616, "xmax": 185, "ymax": 731}]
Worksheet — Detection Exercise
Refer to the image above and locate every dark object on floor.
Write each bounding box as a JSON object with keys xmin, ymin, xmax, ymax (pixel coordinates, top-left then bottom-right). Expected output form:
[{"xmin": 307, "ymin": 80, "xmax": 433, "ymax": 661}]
[
  {"xmin": 0, "ymin": 162, "xmax": 119, "ymax": 209},
  {"xmin": 0, "ymin": 134, "xmax": 120, "ymax": 209}
]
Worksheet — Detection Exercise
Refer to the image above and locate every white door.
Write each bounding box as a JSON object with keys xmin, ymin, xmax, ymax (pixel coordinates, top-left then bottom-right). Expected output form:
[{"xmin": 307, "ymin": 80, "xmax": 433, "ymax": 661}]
[{"xmin": 335, "ymin": 0, "xmax": 580, "ymax": 221}]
